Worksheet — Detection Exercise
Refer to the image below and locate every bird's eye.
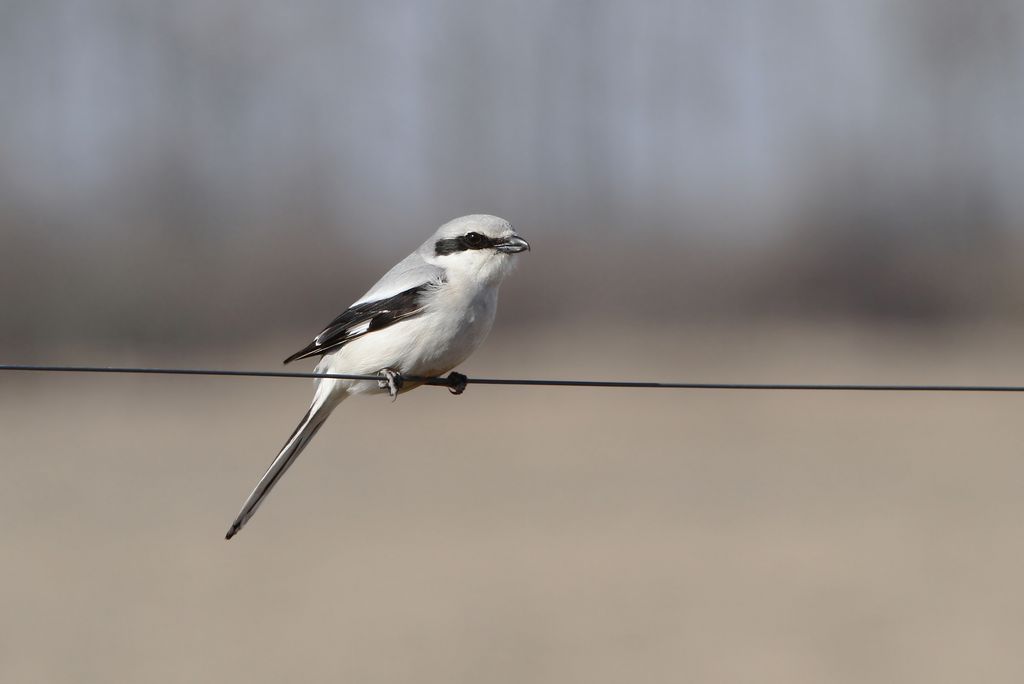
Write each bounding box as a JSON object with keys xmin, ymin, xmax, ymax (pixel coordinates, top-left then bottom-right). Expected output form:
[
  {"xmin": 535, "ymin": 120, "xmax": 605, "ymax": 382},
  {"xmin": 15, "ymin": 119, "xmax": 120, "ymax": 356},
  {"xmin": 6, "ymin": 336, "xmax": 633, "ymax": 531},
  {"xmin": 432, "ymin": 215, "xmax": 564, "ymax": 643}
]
[{"xmin": 464, "ymin": 232, "xmax": 484, "ymax": 247}]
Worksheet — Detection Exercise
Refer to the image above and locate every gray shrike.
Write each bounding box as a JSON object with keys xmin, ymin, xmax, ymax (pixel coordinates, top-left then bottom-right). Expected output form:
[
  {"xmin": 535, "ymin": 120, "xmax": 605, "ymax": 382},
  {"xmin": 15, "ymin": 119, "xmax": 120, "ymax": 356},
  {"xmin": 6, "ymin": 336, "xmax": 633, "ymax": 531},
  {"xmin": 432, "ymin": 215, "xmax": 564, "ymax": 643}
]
[{"xmin": 225, "ymin": 215, "xmax": 529, "ymax": 539}]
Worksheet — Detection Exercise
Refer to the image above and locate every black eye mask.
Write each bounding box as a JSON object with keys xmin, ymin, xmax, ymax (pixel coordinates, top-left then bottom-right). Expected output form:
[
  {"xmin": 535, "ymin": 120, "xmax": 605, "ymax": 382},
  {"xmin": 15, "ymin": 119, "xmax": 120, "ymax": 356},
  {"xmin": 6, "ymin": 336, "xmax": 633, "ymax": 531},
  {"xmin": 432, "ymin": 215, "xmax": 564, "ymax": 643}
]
[{"xmin": 434, "ymin": 232, "xmax": 500, "ymax": 256}]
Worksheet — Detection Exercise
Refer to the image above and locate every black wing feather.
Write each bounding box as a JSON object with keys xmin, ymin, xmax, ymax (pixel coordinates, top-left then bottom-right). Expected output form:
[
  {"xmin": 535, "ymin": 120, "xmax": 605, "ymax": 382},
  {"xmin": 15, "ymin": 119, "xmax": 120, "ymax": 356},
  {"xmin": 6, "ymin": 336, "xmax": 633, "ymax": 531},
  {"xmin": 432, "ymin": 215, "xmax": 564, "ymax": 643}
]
[{"xmin": 283, "ymin": 283, "xmax": 433, "ymax": 364}]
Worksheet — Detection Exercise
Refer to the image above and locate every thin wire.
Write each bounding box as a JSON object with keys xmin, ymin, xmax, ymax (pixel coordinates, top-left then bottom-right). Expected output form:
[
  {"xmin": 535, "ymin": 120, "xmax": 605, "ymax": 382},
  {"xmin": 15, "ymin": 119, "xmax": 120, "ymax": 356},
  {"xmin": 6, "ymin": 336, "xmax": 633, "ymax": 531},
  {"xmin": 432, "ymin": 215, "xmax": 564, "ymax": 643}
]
[{"xmin": 2, "ymin": 364, "xmax": 1024, "ymax": 392}]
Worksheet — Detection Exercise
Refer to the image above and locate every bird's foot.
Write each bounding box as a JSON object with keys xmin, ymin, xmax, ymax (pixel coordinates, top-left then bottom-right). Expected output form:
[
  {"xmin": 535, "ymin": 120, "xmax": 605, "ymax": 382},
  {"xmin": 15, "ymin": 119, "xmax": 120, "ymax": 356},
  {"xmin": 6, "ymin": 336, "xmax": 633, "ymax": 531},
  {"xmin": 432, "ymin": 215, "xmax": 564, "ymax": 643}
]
[
  {"xmin": 446, "ymin": 371, "xmax": 468, "ymax": 396},
  {"xmin": 377, "ymin": 368, "xmax": 404, "ymax": 401}
]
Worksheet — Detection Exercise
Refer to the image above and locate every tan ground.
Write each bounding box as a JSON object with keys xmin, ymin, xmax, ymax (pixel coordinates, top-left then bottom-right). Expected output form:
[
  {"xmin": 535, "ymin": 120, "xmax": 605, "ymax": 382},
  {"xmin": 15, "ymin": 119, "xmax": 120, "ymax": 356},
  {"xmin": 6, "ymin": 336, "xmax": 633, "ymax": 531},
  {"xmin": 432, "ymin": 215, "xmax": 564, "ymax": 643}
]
[{"xmin": 2, "ymin": 322, "xmax": 1023, "ymax": 683}]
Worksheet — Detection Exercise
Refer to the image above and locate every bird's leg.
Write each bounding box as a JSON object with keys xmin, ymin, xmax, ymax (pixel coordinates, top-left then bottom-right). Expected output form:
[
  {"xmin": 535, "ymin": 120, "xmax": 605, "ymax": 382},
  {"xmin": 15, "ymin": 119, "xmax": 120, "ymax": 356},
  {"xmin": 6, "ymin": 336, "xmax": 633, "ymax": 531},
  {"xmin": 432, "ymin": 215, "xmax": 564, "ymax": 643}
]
[
  {"xmin": 377, "ymin": 368, "xmax": 404, "ymax": 401},
  {"xmin": 446, "ymin": 371, "xmax": 468, "ymax": 396}
]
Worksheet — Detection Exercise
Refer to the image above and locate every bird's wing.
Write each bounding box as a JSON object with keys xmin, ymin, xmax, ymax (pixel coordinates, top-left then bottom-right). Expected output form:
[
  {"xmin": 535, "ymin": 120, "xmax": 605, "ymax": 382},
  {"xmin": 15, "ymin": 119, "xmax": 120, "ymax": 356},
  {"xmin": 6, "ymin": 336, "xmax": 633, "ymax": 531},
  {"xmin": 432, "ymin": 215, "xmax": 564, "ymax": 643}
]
[{"xmin": 283, "ymin": 275, "xmax": 443, "ymax": 364}]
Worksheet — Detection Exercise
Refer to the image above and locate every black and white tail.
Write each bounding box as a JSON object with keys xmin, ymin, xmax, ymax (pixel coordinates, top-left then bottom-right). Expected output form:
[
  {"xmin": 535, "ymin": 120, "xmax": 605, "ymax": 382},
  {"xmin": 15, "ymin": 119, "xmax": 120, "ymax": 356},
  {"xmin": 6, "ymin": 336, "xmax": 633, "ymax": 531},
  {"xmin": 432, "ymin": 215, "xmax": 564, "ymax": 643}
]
[{"xmin": 225, "ymin": 394, "xmax": 339, "ymax": 540}]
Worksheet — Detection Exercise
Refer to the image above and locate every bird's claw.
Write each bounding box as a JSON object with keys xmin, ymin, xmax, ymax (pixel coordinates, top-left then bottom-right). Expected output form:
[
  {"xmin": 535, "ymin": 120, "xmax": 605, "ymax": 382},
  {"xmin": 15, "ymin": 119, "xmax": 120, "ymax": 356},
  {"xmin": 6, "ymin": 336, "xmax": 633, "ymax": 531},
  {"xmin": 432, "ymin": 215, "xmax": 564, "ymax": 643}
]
[
  {"xmin": 446, "ymin": 371, "xmax": 468, "ymax": 396},
  {"xmin": 377, "ymin": 368, "xmax": 404, "ymax": 401}
]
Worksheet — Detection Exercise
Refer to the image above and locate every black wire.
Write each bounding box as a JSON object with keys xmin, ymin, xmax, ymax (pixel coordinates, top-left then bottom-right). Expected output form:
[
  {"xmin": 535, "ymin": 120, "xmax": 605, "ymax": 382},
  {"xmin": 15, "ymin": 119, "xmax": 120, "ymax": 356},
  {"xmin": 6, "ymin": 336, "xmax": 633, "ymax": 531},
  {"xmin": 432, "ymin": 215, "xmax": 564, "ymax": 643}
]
[{"xmin": 1, "ymin": 364, "xmax": 1023, "ymax": 392}]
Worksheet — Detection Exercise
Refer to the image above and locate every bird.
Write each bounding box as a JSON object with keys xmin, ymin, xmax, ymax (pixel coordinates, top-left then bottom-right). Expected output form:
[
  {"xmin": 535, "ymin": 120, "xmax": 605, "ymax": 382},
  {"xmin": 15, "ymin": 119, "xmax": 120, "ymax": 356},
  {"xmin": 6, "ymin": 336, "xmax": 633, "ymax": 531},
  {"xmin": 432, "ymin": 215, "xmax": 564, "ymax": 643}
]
[{"xmin": 225, "ymin": 214, "xmax": 530, "ymax": 539}]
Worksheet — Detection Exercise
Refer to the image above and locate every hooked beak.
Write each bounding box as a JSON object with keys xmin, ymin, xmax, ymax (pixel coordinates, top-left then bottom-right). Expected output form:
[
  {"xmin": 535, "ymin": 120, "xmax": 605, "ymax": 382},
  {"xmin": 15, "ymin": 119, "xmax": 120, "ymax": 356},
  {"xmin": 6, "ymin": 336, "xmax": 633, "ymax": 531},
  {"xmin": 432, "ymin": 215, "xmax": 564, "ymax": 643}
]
[{"xmin": 496, "ymin": 234, "xmax": 531, "ymax": 254}]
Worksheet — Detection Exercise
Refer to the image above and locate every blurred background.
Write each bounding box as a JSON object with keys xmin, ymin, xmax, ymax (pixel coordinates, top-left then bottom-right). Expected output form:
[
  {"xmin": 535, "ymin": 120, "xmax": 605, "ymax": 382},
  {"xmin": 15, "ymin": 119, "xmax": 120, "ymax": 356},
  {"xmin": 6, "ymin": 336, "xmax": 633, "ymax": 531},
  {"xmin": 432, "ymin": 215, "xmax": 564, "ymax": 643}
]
[{"xmin": 2, "ymin": 1, "xmax": 1024, "ymax": 682}]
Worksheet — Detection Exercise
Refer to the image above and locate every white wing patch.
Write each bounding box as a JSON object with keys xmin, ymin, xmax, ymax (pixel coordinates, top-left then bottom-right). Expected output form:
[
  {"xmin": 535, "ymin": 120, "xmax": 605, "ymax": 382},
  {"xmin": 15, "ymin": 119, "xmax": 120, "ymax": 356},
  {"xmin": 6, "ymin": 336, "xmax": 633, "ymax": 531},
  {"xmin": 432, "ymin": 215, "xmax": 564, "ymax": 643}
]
[{"xmin": 345, "ymin": 321, "xmax": 372, "ymax": 336}]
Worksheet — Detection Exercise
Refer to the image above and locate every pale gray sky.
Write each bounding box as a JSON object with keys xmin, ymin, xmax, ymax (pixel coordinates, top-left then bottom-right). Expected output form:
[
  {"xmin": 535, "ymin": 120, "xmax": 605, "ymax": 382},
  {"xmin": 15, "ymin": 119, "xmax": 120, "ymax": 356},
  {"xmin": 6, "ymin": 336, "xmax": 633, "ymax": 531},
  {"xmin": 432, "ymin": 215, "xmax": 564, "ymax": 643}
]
[{"xmin": 1, "ymin": 0, "xmax": 1021, "ymax": 246}]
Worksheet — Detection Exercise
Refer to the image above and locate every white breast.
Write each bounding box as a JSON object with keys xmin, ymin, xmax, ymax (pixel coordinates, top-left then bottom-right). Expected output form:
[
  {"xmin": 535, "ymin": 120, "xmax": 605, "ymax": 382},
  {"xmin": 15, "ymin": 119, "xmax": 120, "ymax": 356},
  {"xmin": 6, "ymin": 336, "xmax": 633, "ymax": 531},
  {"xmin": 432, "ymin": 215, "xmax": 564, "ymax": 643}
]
[{"xmin": 320, "ymin": 279, "xmax": 500, "ymax": 387}]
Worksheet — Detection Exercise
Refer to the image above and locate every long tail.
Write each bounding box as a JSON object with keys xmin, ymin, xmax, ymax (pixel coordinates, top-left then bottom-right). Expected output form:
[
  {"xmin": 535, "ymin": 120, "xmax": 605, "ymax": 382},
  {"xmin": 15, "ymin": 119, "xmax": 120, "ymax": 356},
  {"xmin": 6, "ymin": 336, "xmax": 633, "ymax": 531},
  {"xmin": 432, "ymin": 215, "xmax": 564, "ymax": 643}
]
[{"xmin": 225, "ymin": 393, "xmax": 338, "ymax": 540}]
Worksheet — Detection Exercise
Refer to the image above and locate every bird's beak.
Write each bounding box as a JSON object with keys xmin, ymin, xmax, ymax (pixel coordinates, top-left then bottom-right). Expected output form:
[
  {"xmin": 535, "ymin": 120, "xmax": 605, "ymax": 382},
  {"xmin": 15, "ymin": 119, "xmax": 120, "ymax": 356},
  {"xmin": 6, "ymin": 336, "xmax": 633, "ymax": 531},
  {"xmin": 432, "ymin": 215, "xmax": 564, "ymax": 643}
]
[{"xmin": 496, "ymin": 235, "xmax": 531, "ymax": 254}]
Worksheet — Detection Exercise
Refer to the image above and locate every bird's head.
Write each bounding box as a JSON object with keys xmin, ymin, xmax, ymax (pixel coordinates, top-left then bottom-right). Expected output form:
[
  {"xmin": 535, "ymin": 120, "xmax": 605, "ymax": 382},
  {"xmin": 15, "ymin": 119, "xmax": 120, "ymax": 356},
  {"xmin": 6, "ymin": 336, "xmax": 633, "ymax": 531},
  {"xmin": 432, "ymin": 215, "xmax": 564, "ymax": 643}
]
[{"xmin": 423, "ymin": 214, "xmax": 530, "ymax": 282}]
